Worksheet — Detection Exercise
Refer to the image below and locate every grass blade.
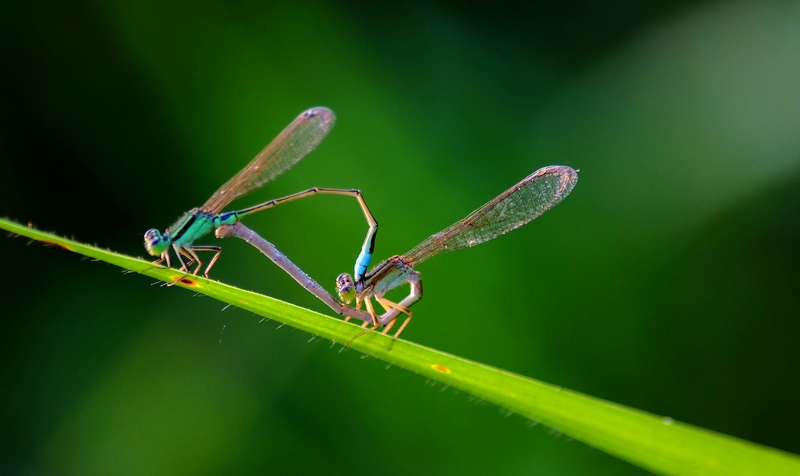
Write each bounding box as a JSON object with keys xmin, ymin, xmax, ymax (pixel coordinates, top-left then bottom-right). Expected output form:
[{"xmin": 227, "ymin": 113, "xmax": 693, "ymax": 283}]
[{"xmin": 2, "ymin": 216, "xmax": 798, "ymax": 476}]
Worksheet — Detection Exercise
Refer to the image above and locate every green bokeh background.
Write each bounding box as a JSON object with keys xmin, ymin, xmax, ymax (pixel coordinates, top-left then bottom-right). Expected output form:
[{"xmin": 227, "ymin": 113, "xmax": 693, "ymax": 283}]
[{"xmin": 2, "ymin": 1, "xmax": 799, "ymax": 474}]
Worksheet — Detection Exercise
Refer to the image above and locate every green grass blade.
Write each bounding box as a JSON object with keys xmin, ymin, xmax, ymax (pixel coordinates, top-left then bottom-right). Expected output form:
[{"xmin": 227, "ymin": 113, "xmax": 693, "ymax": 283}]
[{"xmin": 2, "ymin": 216, "xmax": 798, "ymax": 476}]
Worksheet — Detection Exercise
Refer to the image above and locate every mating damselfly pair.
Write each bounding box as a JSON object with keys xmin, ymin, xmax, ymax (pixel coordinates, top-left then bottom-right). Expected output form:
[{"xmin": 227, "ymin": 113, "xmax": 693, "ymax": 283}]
[{"xmin": 145, "ymin": 107, "xmax": 578, "ymax": 343}]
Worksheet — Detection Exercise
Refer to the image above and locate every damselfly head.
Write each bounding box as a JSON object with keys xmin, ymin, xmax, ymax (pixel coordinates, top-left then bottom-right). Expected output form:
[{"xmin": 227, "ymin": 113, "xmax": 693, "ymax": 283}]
[
  {"xmin": 336, "ymin": 273, "xmax": 356, "ymax": 303},
  {"xmin": 143, "ymin": 229, "xmax": 168, "ymax": 256}
]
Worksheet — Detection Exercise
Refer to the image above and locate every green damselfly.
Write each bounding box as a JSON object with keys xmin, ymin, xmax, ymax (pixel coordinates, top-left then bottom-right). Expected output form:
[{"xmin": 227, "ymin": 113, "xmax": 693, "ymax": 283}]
[{"xmin": 145, "ymin": 107, "xmax": 378, "ymax": 279}]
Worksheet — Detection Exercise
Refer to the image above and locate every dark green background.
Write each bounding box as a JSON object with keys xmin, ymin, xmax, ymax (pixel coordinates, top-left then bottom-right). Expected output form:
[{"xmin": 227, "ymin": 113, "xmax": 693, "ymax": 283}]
[{"xmin": 2, "ymin": 1, "xmax": 799, "ymax": 474}]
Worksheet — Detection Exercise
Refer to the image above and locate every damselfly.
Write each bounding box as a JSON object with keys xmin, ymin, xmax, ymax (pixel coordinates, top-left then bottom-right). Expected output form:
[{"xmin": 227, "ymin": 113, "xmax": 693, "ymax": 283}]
[
  {"xmin": 145, "ymin": 107, "xmax": 378, "ymax": 279},
  {"xmin": 335, "ymin": 165, "xmax": 577, "ymax": 342}
]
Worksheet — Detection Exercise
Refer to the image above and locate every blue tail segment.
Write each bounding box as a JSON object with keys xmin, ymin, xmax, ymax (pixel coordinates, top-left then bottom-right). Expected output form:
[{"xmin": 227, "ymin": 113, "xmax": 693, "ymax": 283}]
[
  {"xmin": 354, "ymin": 224, "xmax": 378, "ymax": 282},
  {"xmin": 354, "ymin": 250, "xmax": 372, "ymax": 282}
]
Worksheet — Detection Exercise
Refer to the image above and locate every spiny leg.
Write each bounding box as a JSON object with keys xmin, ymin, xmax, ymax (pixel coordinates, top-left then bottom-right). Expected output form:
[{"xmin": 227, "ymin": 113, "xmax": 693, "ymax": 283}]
[
  {"xmin": 357, "ymin": 301, "xmax": 371, "ymax": 328},
  {"xmin": 177, "ymin": 247, "xmax": 197, "ymax": 270},
  {"xmin": 375, "ymin": 296, "xmax": 412, "ymax": 350},
  {"xmin": 364, "ymin": 297, "xmax": 382, "ymax": 329},
  {"xmin": 152, "ymin": 250, "xmax": 171, "ymax": 269},
  {"xmin": 375, "ymin": 299, "xmax": 397, "ymax": 336},
  {"xmin": 147, "ymin": 251, "xmax": 174, "ymax": 277},
  {"xmin": 182, "ymin": 247, "xmax": 205, "ymax": 276},
  {"xmin": 190, "ymin": 245, "xmax": 222, "ymax": 277},
  {"xmin": 344, "ymin": 296, "xmax": 376, "ymax": 328},
  {"xmin": 173, "ymin": 245, "xmax": 192, "ymax": 273},
  {"xmin": 375, "ymin": 296, "xmax": 411, "ymax": 334},
  {"xmin": 165, "ymin": 245, "xmax": 194, "ymax": 287},
  {"xmin": 346, "ymin": 298, "xmax": 382, "ymax": 345},
  {"xmin": 343, "ymin": 297, "xmax": 363, "ymax": 324},
  {"xmin": 176, "ymin": 245, "xmax": 196, "ymax": 266},
  {"xmin": 177, "ymin": 245, "xmax": 223, "ymax": 278}
]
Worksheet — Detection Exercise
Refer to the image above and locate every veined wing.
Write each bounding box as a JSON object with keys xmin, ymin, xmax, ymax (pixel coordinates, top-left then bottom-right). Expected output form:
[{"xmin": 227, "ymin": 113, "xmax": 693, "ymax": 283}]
[
  {"xmin": 201, "ymin": 107, "xmax": 335, "ymax": 213},
  {"xmin": 404, "ymin": 165, "xmax": 578, "ymax": 266}
]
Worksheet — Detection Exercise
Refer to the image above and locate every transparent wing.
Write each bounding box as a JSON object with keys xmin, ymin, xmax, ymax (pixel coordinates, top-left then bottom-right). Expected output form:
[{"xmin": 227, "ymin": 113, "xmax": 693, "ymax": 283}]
[
  {"xmin": 200, "ymin": 107, "xmax": 335, "ymax": 213},
  {"xmin": 404, "ymin": 165, "xmax": 578, "ymax": 265}
]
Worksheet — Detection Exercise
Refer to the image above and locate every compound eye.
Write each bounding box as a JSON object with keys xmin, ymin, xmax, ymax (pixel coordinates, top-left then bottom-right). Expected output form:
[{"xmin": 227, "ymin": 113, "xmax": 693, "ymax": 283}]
[
  {"xmin": 335, "ymin": 273, "xmax": 356, "ymax": 303},
  {"xmin": 144, "ymin": 229, "xmax": 159, "ymax": 243},
  {"xmin": 143, "ymin": 229, "xmax": 166, "ymax": 255},
  {"xmin": 336, "ymin": 273, "xmax": 353, "ymax": 292}
]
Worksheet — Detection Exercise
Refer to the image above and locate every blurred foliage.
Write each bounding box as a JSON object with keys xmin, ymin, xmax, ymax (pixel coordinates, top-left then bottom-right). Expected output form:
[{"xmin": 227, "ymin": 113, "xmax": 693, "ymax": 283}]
[{"xmin": 2, "ymin": 0, "xmax": 799, "ymax": 475}]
